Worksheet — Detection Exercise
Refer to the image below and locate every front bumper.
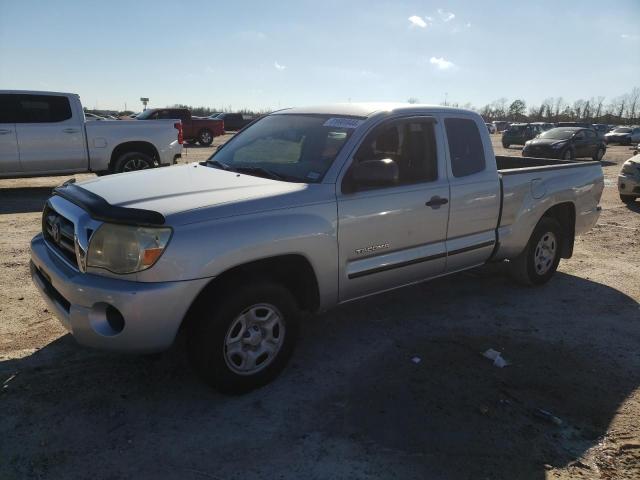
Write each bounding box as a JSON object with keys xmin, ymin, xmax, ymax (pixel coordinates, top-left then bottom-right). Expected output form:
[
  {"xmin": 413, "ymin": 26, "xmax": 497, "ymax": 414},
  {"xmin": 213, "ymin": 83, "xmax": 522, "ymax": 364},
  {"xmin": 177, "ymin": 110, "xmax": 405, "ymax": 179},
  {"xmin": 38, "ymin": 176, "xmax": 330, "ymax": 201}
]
[
  {"xmin": 522, "ymin": 147, "xmax": 559, "ymax": 159},
  {"xmin": 30, "ymin": 234, "xmax": 210, "ymax": 353},
  {"xmin": 618, "ymin": 174, "xmax": 640, "ymax": 197}
]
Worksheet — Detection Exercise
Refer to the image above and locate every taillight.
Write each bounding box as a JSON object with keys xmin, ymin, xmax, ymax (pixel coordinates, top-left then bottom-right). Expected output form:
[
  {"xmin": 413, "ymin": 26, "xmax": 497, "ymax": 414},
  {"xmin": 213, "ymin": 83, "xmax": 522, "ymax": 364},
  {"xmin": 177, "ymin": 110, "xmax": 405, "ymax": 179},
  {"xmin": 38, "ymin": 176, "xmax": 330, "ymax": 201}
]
[{"xmin": 174, "ymin": 122, "xmax": 183, "ymax": 144}]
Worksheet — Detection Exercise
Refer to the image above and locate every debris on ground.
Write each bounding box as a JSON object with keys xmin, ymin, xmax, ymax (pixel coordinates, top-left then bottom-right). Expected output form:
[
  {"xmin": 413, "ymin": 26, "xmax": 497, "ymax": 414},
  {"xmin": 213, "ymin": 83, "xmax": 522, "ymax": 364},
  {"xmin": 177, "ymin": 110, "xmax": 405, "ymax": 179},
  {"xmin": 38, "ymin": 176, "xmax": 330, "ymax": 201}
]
[
  {"xmin": 482, "ymin": 348, "xmax": 510, "ymax": 368},
  {"xmin": 411, "ymin": 356, "xmax": 422, "ymax": 364},
  {"xmin": 533, "ymin": 408, "xmax": 563, "ymax": 426}
]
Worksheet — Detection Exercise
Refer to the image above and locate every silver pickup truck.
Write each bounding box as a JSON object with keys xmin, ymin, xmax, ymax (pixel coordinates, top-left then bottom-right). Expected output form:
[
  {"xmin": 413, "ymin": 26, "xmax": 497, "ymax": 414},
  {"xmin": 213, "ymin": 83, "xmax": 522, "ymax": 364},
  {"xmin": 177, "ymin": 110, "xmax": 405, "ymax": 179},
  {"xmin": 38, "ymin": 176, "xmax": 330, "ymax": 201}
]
[{"xmin": 30, "ymin": 103, "xmax": 603, "ymax": 393}]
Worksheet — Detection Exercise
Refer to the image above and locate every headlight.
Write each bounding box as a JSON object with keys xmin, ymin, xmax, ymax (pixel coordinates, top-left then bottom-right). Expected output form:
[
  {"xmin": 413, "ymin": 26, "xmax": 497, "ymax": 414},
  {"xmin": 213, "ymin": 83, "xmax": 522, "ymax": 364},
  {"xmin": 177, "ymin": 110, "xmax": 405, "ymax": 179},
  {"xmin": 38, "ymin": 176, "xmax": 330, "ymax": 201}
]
[
  {"xmin": 552, "ymin": 142, "xmax": 566, "ymax": 149},
  {"xmin": 87, "ymin": 223, "xmax": 172, "ymax": 274}
]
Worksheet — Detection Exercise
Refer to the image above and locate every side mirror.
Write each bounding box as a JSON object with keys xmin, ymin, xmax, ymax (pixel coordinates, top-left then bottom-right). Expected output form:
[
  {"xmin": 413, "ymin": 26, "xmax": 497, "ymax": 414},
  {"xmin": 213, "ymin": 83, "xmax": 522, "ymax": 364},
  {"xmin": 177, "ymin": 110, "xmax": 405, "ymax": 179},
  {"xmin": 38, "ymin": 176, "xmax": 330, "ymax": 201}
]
[{"xmin": 351, "ymin": 158, "xmax": 399, "ymax": 188}]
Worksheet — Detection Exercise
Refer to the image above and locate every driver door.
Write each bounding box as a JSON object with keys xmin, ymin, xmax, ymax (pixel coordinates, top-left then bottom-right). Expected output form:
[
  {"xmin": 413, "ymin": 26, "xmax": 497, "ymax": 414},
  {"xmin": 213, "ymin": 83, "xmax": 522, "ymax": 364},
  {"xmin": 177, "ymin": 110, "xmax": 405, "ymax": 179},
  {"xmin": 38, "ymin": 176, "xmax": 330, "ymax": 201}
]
[{"xmin": 337, "ymin": 116, "xmax": 449, "ymax": 301}]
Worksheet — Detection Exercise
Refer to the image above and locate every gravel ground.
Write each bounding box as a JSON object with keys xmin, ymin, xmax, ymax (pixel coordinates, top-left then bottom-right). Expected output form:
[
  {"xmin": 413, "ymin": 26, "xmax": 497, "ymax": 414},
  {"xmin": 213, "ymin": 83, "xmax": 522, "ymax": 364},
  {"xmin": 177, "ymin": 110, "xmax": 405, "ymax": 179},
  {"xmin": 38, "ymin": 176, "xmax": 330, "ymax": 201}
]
[{"xmin": 0, "ymin": 134, "xmax": 638, "ymax": 480}]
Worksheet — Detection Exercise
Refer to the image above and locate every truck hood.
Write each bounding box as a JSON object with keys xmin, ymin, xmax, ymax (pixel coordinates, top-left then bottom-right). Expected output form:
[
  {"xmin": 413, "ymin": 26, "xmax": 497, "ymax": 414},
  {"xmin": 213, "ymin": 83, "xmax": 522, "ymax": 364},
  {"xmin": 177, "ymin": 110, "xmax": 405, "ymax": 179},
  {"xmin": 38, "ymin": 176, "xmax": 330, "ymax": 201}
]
[{"xmin": 76, "ymin": 163, "xmax": 313, "ymax": 222}]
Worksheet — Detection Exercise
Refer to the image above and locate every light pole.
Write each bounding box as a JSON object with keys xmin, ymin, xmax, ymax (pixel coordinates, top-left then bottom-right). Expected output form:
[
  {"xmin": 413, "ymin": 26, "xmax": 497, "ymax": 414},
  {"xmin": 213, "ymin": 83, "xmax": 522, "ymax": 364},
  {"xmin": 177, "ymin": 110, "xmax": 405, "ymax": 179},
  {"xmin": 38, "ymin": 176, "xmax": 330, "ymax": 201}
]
[{"xmin": 140, "ymin": 97, "xmax": 149, "ymax": 111}]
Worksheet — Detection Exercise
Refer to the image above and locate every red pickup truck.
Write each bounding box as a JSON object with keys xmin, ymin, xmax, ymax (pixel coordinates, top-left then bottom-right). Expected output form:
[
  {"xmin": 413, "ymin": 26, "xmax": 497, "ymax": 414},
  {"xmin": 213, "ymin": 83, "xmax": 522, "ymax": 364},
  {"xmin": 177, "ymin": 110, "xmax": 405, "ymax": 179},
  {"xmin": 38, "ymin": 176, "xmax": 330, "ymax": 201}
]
[{"xmin": 136, "ymin": 108, "xmax": 224, "ymax": 145}]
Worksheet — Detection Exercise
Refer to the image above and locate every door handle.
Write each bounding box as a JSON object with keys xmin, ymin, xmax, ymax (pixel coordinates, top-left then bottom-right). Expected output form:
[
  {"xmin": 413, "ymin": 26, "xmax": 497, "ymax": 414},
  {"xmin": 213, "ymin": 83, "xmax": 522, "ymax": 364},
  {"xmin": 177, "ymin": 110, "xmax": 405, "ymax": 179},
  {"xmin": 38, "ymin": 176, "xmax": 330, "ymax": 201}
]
[
  {"xmin": 63, "ymin": 128, "xmax": 79, "ymax": 134},
  {"xmin": 0, "ymin": 129, "xmax": 12, "ymax": 134},
  {"xmin": 426, "ymin": 196, "xmax": 449, "ymax": 208}
]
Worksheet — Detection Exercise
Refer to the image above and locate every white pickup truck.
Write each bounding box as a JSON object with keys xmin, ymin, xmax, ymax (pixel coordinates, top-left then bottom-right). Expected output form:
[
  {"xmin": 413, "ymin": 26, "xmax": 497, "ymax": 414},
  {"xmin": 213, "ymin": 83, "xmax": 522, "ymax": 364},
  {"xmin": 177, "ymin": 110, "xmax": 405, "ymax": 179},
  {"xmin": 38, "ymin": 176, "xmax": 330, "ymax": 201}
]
[
  {"xmin": 30, "ymin": 103, "xmax": 604, "ymax": 393},
  {"xmin": 0, "ymin": 90, "xmax": 183, "ymax": 177}
]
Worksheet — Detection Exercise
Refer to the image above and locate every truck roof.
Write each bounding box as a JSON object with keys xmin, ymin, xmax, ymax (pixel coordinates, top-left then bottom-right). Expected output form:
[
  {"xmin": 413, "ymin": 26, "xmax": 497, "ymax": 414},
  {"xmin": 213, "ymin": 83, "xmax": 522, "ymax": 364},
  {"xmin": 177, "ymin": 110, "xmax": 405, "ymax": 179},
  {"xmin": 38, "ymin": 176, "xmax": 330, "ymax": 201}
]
[
  {"xmin": 0, "ymin": 89, "xmax": 78, "ymax": 96},
  {"xmin": 276, "ymin": 103, "xmax": 475, "ymax": 118}
]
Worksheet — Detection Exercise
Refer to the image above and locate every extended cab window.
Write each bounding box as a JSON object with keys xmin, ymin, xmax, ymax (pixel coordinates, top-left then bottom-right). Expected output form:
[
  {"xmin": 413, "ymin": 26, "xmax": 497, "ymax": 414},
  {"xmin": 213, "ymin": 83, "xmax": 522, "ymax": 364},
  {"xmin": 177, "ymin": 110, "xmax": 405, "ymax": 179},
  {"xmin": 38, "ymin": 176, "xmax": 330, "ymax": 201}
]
[
  {"xmin": 350, "ymin": 119, "xmax": 437, "ymax": 189},
  {"xmin": 16, "ymin": 95, "xmax": 72, "ymax": 123},
  {"xmin": 0, "ymin": 94, "xmax": 17, "ymax": 123},
  {"xmin": 444, "ymin": 118, "xmax": 486, "ymax": 177}
]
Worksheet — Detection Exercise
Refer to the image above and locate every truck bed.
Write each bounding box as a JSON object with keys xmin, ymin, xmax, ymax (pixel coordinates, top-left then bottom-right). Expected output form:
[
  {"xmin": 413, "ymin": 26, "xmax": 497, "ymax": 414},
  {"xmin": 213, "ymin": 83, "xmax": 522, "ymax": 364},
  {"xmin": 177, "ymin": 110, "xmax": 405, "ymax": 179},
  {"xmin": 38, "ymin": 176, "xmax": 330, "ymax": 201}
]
[{"xmin": 496, "ymin": 155, "xmax": 599, "ymax": 174}]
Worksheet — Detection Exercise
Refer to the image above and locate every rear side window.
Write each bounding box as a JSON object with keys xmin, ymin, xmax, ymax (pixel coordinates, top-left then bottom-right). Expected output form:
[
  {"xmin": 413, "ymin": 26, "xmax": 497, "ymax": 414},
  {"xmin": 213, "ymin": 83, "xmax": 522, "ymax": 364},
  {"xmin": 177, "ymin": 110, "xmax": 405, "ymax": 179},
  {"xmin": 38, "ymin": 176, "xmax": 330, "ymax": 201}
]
[
  {"xmin": 16, "ymin": 95, "xmax": 72, "ymax": 123},
  {"xmin": 444, "ymin": 118, "xmax": 486, "ymax": 177},
  {"xmin": 0, "ymin": 94, "xmax": 18, "ymax": 123}
]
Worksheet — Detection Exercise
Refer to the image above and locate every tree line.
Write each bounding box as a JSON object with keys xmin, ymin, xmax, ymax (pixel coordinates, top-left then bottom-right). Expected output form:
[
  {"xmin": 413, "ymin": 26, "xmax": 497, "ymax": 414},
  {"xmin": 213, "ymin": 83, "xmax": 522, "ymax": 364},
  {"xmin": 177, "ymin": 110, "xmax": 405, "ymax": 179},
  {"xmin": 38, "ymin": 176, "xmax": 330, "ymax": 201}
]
[{"xmin": 476, "ymin": 87, "xmax": 640, "ymax": 125}]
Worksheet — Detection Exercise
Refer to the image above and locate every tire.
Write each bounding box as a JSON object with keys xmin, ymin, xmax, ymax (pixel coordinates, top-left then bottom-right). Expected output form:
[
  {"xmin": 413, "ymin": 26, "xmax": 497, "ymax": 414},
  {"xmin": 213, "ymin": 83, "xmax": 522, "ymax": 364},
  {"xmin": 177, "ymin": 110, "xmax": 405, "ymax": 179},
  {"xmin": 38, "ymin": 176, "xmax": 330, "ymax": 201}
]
[
  {"xmin": 510, "ymin": 217, "xmax": 563, "ymax": 286},
  {"xmin": 187, "ymin": 281, "xmax": 299, "ymax": 394},
  {"xmin": 198, "ymin": 129, "xmax": 214, "ymax": 146},
  {"xmin": 562, "ymin": 149, "xmax": 574, "ymax": 160},
  {"xmin": 502, "ymin": 142, "xmax": 509, "ymax": 149},
  {"xmin": 620, "ymin": 194, "xmax": 636, "ymax": 204},
  {"xmin": 112, "ymin": 151, "xmax": 155, "ymax": 173},
  {"xmin": 592, "ymin": 147, "xmax": 605, "ymax": 162}
]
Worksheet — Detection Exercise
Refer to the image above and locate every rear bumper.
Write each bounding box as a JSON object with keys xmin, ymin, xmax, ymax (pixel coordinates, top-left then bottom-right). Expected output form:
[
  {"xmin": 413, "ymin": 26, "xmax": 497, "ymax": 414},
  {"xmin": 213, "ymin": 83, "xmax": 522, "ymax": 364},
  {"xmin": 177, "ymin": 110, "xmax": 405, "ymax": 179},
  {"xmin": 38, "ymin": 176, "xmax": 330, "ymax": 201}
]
[
  {"xmin": 159, "ymin": 141, "xmax": 183, "ymax": 166},
  {"xmin": 30, "ymin": 233, "xmax": 210, "ymax": 353},
  {"xmin": 619, "ymin": 174, "xmax": 640, "ymax": 196}
]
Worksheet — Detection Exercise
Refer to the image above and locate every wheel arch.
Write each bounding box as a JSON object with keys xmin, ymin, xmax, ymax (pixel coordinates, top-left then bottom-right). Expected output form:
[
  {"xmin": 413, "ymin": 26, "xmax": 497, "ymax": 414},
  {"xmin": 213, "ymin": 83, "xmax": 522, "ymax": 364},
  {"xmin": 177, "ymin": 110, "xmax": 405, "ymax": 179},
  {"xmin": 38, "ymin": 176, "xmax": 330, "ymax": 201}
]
[
  {"xmin": 109, "ymin": 141, "xmax": 160, "ymax": 171},
  {"xmin": 541, "ymin": 201, "xmax": 576, "ymax": 258},
  {"xmin": 180, "ymin": 254, "xmax": 321, "ymax": 332}
]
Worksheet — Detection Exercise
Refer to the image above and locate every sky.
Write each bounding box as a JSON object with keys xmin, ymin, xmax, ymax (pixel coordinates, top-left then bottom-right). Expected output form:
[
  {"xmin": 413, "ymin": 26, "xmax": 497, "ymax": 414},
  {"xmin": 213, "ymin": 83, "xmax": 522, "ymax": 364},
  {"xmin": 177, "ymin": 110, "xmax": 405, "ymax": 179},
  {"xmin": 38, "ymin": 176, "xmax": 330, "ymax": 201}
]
[{"xmin": 1, "ymin": 0, "xmax": 639, "ymax": 112}]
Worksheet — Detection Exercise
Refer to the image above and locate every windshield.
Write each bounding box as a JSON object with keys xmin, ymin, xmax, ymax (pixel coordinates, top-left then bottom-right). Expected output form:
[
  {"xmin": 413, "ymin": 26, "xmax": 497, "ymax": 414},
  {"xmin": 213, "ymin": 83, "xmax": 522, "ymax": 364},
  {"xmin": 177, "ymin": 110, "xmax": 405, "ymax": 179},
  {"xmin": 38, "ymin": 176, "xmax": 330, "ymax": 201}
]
[
  {"xmin": 539, "ymin": 128, "xmax": 576, "ymax": 140},
  {"xmin": 206, "ymin": 114, "xmax": 360, "ymax": 183},
  {"xmin": 135, "ymin": 110, "xmax": 155, "ymax": 120},
  {"xmin": 506, "ymin": 125, "xmax": 527, "ymax": 133},
  {"xmin": 613, "ymin": 128, "xmax": 632, "ymax": 133}
]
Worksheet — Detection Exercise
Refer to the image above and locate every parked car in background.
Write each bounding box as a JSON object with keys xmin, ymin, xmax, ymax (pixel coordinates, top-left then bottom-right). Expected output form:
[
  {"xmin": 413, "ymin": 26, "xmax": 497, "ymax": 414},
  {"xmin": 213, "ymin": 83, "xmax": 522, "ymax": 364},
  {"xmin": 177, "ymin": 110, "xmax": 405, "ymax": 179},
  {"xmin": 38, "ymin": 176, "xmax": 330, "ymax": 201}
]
[
  {"xmin": 493, "ymin": 120, "xmax": 510, "ymax": 132},
  {"xmin": 0, "ymin": 90, "xmax": 183, "ymax": 178},
  {"xmin": 214, "ymin": 112, "xmax": 255, "ymax": 131},
  {"xmin": 618, "ymin": 151, "xmax": 640, "ymax": 203},
  {"xmin": 502, "ymin": 123, "xmax": 542, "ymax": 148},
  {"xmin": 604, "ymin": 126, "xmax": 640, "ymax": 145},
  {"xmin": 593, "ymin": 124, "xmax": 612, "ymax": 135},
  {"xmin": 206, "ymin": 112, "xmax": 223, "ymax": 119},
  {"xmin": 557, "ymin": 122, "xmax": 595, "ymax": 130},
  {"xmin": 136, "ymin": 108, "xmax": 224, "ymax": 145},
  {"xmin": 522, "ymin": 127, "xmax": 606, "ymax": 161},
  {"xmin": 486, "ymin": 122, "xmax": 497, "ymax": 134},
  {"xmin": 84, "ymin": 112, "xmax": 107, "ymax": 121},
  {"xmin": 30, "ymin": 103, "xmax": 603, "ymax": 392},
  {"xmin": 531, "ymin": 122, "xmax": 554, "ymax": 131}
]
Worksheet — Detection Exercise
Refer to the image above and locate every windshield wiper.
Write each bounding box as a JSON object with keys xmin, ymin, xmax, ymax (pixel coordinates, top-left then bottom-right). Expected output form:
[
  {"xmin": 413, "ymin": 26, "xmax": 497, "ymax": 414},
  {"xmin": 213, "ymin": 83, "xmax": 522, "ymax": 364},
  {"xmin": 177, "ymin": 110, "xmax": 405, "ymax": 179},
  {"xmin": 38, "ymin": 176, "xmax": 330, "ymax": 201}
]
[
  {"xmin": 206, "ymin": 159, "xmax": 232, "ymax": 170},
  {"xmin": 234, "ymin": 166, "xmax": 286, "ymax": 181}
]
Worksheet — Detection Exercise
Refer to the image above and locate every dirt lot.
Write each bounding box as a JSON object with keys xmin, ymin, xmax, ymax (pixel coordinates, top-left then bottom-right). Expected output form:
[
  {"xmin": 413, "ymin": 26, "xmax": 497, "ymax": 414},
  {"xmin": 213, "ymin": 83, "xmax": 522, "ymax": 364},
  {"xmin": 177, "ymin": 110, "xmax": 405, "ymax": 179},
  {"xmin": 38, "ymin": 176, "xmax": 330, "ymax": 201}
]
[{"xmin": 1, "ymin": 134, "xmax": 639, "ymax": 480}]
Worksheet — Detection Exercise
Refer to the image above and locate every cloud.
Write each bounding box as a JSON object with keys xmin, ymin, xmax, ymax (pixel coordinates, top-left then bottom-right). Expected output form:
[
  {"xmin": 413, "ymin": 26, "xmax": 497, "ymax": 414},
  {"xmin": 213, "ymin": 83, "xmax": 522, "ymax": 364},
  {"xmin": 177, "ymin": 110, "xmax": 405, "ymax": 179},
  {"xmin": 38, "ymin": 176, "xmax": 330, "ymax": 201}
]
[
  {"xmin": 235, "ymin": 30, "xmax": 267, "ymax": 41},
  {"xmin": 274, "ymin": 61, "xmax": 286, "ymax": 71},
  {"xmin": 437, "ymin": 8, "xmax": 455, "ymax": 22},
  {"xmin": 621, "ymin": 33, "xmax": 639, "ymax": 40},
  {"xmin": 408, "ymin": 15, "xmax": 428, "ymax": 28},
  {"xmin": 429, "ymin": 56, "xmax": 455, "ymax": 70}
]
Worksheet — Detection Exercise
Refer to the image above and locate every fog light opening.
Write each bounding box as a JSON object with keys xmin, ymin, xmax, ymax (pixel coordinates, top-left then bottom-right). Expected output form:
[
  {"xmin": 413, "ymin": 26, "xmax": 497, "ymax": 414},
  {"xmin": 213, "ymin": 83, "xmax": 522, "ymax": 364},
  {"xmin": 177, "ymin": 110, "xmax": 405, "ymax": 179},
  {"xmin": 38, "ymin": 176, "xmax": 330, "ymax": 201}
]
[{"xmin": 106, "ymin": 305, "xmax": 125, "ymax": 334}]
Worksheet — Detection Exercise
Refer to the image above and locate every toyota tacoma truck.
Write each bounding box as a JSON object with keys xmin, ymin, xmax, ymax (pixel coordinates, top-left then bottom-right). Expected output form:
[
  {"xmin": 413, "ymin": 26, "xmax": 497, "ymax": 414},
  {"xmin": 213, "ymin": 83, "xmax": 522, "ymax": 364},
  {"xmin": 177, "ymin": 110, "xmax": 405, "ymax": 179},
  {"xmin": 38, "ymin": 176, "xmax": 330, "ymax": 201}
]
[
  {"xmin": 30, "ymin": 103, "xmax": 604, "ymax": 393},
  {"xmin": 135, "ymin": 108, "xmax": 224, "ymax": 145},
  {"xmin": 0, "ymin": 91, "xmax": 183, "ymax": 178}
]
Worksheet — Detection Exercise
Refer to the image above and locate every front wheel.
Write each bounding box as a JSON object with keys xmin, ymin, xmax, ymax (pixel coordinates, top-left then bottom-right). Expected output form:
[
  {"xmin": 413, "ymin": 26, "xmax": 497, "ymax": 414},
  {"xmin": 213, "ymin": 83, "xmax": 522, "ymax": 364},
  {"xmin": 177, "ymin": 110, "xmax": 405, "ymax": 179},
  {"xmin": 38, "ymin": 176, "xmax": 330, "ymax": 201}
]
[
  {"xmin": 198, "ymin": 129, "xmax": 214, "ymax": 146},
  {"xmin": 562, "ymin": 148, "xmax": 574, "ymax": 160},
  {"xmin": 188, "ymin": 282, "xmax": 299, "ymax": 394},
  {"xmin": 592, "ymin": 147, "xmax": 605, "ymax": 161},
  {"xmin": 510, "ymin": 217, "xmax": 563, "ymax": 286}
]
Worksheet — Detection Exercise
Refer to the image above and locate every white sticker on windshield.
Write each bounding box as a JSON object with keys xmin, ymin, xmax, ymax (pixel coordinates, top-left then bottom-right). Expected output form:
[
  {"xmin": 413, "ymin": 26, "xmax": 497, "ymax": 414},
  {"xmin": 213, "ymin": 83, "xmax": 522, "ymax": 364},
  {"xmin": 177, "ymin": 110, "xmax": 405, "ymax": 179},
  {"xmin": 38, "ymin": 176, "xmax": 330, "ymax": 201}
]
[{"xmin": 323, "ymin": 117, "xmax": 364, "ymax": 129}]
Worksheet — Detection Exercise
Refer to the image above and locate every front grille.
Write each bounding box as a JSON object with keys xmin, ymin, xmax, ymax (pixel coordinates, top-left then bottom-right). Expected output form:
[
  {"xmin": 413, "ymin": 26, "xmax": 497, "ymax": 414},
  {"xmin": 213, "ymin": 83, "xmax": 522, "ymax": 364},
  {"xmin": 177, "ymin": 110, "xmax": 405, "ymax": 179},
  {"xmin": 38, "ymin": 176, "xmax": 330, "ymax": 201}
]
[{"xmin": 42, "ymin": 204, "xmax": 79, "ymax": 269}]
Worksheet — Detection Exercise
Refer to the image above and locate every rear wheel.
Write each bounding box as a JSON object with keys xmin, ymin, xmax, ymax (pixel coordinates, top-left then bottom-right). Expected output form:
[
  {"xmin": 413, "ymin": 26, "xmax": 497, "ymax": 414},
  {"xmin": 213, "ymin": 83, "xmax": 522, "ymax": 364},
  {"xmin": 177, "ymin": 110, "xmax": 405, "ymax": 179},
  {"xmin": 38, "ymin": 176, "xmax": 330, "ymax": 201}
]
[
  {"xmin": 510, "ymin": 217, "xmax": 563, "ymax": 286},
  {"xmin": 620, "ymin": 194, "xmax": 636, "ymax": 204},
  {"xmin": 187, "ymin": 281, "xmax": 299, "ymax": 394},
  {"xmin": 113, "ymin": 152, "xmax": 155, "ymax": 173},
  {"xmin": 198, "ymin": 129, "xmax": 214, "ymax": 146}
]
